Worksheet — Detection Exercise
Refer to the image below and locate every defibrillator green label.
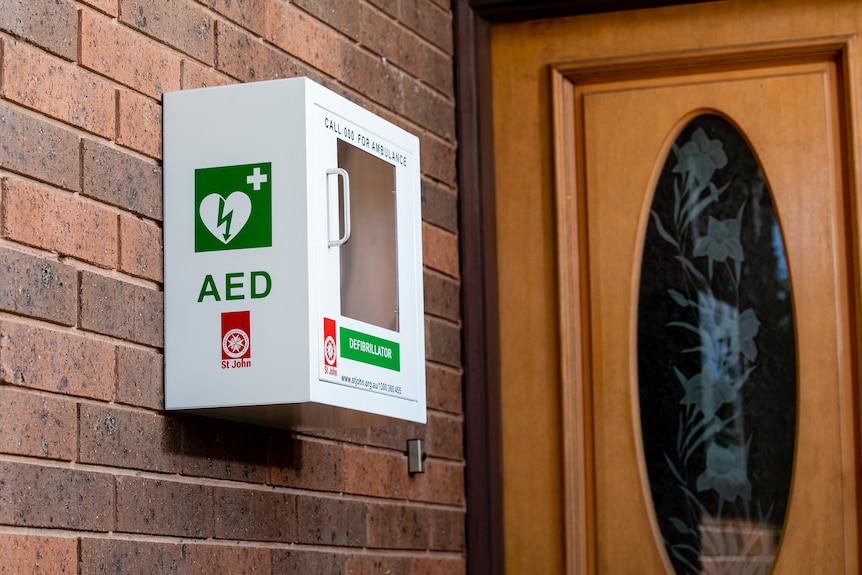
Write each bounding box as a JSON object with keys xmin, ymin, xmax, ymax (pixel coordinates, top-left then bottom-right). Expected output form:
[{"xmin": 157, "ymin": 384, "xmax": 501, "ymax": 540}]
[
  {"xmin": 340, "ymin": 327, "xmax": 400, "ymax": 371},
  {"xmin": 194, "ymin": 162, "xmax": 272, "ymax": 252}
]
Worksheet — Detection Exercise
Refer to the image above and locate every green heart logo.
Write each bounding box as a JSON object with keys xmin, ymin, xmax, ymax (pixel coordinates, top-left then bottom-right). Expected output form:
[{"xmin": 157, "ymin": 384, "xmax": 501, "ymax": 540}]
[{"xmin": 194, "ymin": 162, "xmax": 272, "ymax": 253}]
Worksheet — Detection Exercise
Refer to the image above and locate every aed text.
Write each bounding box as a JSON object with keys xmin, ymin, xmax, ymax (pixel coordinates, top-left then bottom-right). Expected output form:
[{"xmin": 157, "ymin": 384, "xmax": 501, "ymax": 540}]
[{"xmin": 198, "ymin": 270, "xmax": 271, "ymax": 302}]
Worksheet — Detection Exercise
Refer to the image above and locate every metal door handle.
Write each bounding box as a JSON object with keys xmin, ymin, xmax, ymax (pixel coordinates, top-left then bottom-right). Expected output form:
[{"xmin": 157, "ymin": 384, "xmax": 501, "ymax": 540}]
[{"xmin": 326, "ymin": 168, "xmax": 351, "ymax": 247}]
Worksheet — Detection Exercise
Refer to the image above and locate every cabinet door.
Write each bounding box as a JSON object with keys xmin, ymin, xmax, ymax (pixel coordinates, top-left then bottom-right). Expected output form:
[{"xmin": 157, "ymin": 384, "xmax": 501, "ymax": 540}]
[{"xmin": 312, "ymin": 102, "xmax": 423, "ymax": 410}]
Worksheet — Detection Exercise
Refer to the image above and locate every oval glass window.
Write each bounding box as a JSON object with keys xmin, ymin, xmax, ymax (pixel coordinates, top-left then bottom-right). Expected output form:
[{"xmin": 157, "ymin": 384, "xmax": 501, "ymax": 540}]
[{"xmin": 638, "ymin": 114, "xmax": 796, "ymax": 575}]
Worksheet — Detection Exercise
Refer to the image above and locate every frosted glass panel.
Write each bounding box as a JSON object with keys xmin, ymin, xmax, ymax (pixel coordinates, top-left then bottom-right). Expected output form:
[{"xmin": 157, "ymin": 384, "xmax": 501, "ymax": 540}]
[
  {"xmin": 638, "ymin": 114, "xmax": 796, "ymax": 575},
  {"xmin": 338, "ymin": 139, "xmax": 399, "ymax": 331}
]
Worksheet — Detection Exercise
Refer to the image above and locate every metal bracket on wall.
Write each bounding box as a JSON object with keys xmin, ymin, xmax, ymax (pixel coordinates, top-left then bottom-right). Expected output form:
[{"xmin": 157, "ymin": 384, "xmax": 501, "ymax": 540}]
[{"xmin": 406, "ymin": 439, "xmax": 426, "ymax": 474}]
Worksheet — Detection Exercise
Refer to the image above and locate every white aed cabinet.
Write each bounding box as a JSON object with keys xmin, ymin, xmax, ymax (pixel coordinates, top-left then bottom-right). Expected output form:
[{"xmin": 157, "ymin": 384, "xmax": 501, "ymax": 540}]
[{"xmin": 163, "ymin": 77, "xmax": 425, "ymax": 427}]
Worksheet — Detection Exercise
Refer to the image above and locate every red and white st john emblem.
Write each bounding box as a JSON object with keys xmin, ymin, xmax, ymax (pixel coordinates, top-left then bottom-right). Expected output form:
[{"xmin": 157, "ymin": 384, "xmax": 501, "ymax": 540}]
[
  {"xmin": 323, "ymin": 317, "xmax": 337, "ymax": 368},
  {"xmin": 222, "ymin": 311, "xmax": 251, "ymax": 361}
]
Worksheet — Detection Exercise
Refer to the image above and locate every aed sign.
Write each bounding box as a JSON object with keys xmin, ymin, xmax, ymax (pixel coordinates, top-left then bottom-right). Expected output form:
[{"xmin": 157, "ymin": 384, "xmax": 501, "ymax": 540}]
[
  {"xmin": 194, "ymin": 163, "xmax": 272, "ymax": 252},
  {"xmin": 163, "ymin": 77, "xmax": 426, "ymax": 428}
]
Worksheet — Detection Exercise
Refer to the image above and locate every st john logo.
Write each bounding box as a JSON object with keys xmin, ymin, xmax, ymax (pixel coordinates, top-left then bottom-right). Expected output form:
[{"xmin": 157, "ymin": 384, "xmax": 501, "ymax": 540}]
[
  {"xmin": 323, "ymin": 317, "xmax": 337, "ymax": 375},
  {"xmin": 221, "ymin": 311, "xmax": 251, "ymax": 369},
  {"xmin": 195, "ymin": 162, "xmax": 272, "ymax": 252}
]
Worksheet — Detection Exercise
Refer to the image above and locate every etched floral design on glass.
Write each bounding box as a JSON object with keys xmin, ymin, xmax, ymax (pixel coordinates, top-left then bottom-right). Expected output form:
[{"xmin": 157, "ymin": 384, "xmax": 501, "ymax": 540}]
[{"xmin": 638, "ymin": 114, "xmax": 796, "ymax": 575}]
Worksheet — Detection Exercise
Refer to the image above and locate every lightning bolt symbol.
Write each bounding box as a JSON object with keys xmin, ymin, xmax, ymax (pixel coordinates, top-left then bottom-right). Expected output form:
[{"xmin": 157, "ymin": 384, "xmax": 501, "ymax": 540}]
[{"xmin": 217, "ymin": 198, "xmax": 234, "ymax": 241}]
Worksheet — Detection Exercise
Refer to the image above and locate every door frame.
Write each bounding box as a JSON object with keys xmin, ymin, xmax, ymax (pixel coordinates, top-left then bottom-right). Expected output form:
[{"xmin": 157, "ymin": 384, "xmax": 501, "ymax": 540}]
[
  {"xmin": 455, "ymin": 1, "xmax": 862, "ymax": 573},
  {"xmin": 455, "ymin": 2, "xmax": 717, "ymax": 573}
]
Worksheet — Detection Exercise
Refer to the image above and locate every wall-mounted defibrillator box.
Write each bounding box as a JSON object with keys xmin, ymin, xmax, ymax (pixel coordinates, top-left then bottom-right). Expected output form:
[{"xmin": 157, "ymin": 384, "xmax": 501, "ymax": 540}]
[{"xmin": 163, "ymin": 77, "xmax": 425, "ymax": 427}]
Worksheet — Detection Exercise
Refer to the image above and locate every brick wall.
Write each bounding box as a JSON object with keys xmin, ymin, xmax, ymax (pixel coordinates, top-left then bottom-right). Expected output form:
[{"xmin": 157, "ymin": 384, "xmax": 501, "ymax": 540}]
[{"xmin": 0, "ymin": 0, "xmax": 463, "ymax": 573}]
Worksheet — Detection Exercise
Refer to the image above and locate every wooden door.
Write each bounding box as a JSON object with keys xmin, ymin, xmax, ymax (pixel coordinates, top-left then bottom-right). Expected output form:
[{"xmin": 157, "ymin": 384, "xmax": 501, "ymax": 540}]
[
  {"xmin": 491, "ymin": 2, "xmax": 862, "ymax": 573},
  {"xmin": 577, "ymin": 59, "xmax": 856, "ymax": 574}
]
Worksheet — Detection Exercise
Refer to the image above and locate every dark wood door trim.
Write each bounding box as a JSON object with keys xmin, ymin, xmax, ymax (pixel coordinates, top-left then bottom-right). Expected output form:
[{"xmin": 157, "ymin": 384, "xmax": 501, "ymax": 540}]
[
  {"xmin": 455, "ymin": 2, "xmax": 503, "ymax": 574},
  {"xmin": 467, "ymin": 0, "xmax": 712, "ymax": 21}
]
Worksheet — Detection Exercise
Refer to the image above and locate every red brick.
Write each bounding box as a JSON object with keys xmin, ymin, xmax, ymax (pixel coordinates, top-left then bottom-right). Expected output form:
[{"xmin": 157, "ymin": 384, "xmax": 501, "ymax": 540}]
[
  {"xmin": 421, "ymin": 178, "xmax": 457, "ymax": 233},
  {"xmin": 80, "ymin": 538, "xmax": 182, "ymax": 575},
  {"xmin": 181, "ymin": 58, "xmax": 233, "ymax": 89},
  {"xmin": 410, "ymin": 557, "xmax": 467, "ymax": 575},
  {"xmin": 117, "ymin": 89, "xmax": 163, "ymax": 159},
  {"xmin": 424, "ymin": 269, "xmax": 460, "ymax": 322},
  {"xmin": 367, "ymin": 423, "xmax": 426, "ymax": 453},
  {"xmin": 427, "ymin": 411, "xmax": 463, "ymax": 460},
  {"xmin": 0, "ymin": 461, "xmax": 114, "ymax": 530},
  {"xmin": 366, "ymin": 102, "xmax": 416, "ymax": 138},
  {"xmin": 200, "ymin": 0, "xmax": 267, "ymax": 37},
  {"xmin": 429, "ymin": 508, "xmax": 465, "ymax": 551},
  {"xmin": 426, "ymin": 363, "xmax": 462, "ymax": 415},
  {"xmin": 181, "ymin": 418, "xmax": 270, "ymax": 483},
  {"xmin": 0, "ymin": 246, "xmax": 77, "ymax": 326},
  {"xmin": 116, "ymin": 476, "xmax": 213, "ymax": 537},
  {"xmin": 347, "ymin": 555, "xmax": 412, "ymax": 575},
  {"xmin": 1, "ymin": 39, "xmax": 115, "ymax": 137},
  {"xmin": 80, "ymin": 10, "xmax": 181, "ymax": 98},
  {"xmin": 425, "ymin": 317, "xmax": 461, "ymax": 368},
  {"xmin": 116, "ymin": 345, "xmax": 163, "ymax": 409},
  {"xmin": 360, "ymin": 5, "xmax": 418, "ymax": 75},
  {"xmin": 423, "ymin": 223, "xmax": 458, "ymax": 278},
  {"xmin": 295, "ymin": 494, "xmax": 367, "ymax": 547},
  {"xmin": 366, "ymin": 502, "xmax": 429, "ymax": 549},
  {"xmin": 338, "ymin": 39, "xmax": 403, "ymax": 113},
  {"xmin": 293, "ymin": 0, "xmax": 361, "ymax": 40},
  {"xmin": 120, "ymin": 214, "xmax": 163, "ymax": 282},
  {"xmin": 402, "ymin": 79, "xmax": 455, "ymax": 141},
  {"xmin": 2, "ymin": 177, "xmax": 119, "ymax": 269},
  {"xmin": 120, "ymin": 0, "xmax": 214, "ymax": 64},
  {"xmin": 408, "ymin": 458, "xmax": 464, "ymax": 506},
  {"xmin": 79, "ymin": 271, "xmax": 164, "ymax": 347},
  {"xmin": 271, "ymin": 549, "xmax": 348, "ymax": 575},
  {"xmin": 79, "ymin": 403, "xmax": 182, "ymax": 473},
  {"xmin": 184, "ymin": 545, "xmax": 271, "ymax": 575},
  {"xmin": 348, "ymin": 556, "xmax": 466, "ymax": 575},
  {"xmin": 0, "ymin": 320, "xmax": 116, "ymax": 400},
  {"xmin": 419, "ymin": 41, "xmax": 454, "ymax": 95},
  {"xmin": 303, "ymin": 425, "xmax": 370, "ymax": 446},
  {"xmin": 0, "ymin": 534, "xmax": 77, "ymax": 575},
  {"xmin": 420, "ymin": 134, "xmax": 456, "ymax": 187},
  {"xmin": 215, "ymin": 20, "xmax": 316, "ymax": 83},
  {"xmin": 426, "ymin": 0, "xmax": 450, "ymax": 10},
  {"xmin": 271, "ymin": 435, "xmax": 345, "ymax": 492},
  {"xmin": 80, "ymin": 0, "xmax": 119, "ymax": 16},
  {"xmin": 343, "ymin": 445, "xmax": 406, "ymax": 498},
  {"xmin": 213, "ymin": 486, "xmax": 296, "ymax": 542},
  {"xmin": 400, "ymin": 0, "xmax": 453, "ymax": 53},
  {"xmin": 0, "ymin": 386, "xmax": 77, "ymax": 460},
  {"xmin": 266, "ymin": 2, "xmax": 339, "ymax": 76},
  {"xmin": 81, "ymin": 138, "xmax": 163, "ymax": 220},
  {"xmin": 367, "ymin": 0, "xmax": 398, "ymax": 18},
  {"xmin": 0, "ymin": 0, "xmax": 77, "ymax": 60},
  {"xmin": 0, "ymin": 102, "xmax": 80, "ymax": 191}
]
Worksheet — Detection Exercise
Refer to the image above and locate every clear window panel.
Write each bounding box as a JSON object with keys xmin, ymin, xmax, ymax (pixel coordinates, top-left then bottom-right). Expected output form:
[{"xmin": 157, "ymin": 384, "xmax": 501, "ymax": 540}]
[
  {"xmin": 338, "ymin": 139, "xmax": 399, "ymax": 331},
  {"xmin": 638, "ymin": 114, "xmax": 796, "ymax": 575}
]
